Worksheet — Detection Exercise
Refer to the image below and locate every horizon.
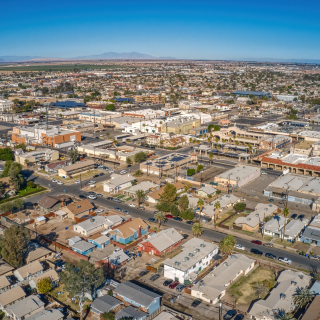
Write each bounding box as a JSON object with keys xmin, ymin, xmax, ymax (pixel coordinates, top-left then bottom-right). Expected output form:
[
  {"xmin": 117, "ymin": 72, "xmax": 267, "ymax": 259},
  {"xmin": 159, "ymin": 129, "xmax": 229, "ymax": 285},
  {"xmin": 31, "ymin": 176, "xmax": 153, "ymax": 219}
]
[{"xmin": 1, "ymin": 0, "xmax": 320, "ymax": 61}]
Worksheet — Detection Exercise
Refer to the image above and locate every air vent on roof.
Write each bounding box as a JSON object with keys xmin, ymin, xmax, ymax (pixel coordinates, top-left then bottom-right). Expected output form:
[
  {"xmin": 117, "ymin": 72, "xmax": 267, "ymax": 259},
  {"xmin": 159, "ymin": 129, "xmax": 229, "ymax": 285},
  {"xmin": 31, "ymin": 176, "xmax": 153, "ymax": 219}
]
[
  {"xmin": 185, "ymin": 257, "xmax": 189, "ymax": 261},
  {"xmin": 195, "ymin": 248, "xmax": 200, "ymax": 252},
  {"xmin": 175, "ymin": 261, "xmax": 180, "ymax": 266},
  {"xmin": 77, "ymin": 205, "xmax": 81, "ymax": 208},
  {"xmin": 299, "ymin": 274, "xmax": 304, "ymax": 279},
  {"xmin": 200, "ymin": 243, "xmax": 206, "ymax": 247},
  {"xmin": 255, "ymin": 213, "xmax": 259, "ymax": 217},
  {"xmin": 189, "ymin": 253, "xmax": 194, "ymax": 257},
  {"xmin": 247, "ymin": 218, "xmax": 251, "ymax": 221},
  {"xmin": 291, "ymin": 281, "xmax": 297, "ymax": 286},
  {"xmin": 280, "ymin": 293, "xmax": 286, "ymax": 300},
  {"xmin": 223, "ymin": 262, "xmax": 228, "ymax": 266}
]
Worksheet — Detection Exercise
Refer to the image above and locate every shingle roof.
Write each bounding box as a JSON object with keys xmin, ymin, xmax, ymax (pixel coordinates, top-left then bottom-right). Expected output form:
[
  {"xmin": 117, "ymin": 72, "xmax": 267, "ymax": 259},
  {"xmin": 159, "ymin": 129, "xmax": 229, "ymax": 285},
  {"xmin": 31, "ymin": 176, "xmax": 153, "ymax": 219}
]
[
  {"xmin": 144, "ymin": 228, "xmax": 183, "ymax": 252},
  {"xmin": 91, "ymin": 294, "xmax": 122, "ymax": 313},
  {"xmin": 114, "ymin": 281, "xmax": 161, "ymax": 308},
  {"xmin": 115, "ymin": 306, "xmax": 147, "ymax": 320},
  {"xmin": 65, "ymin": 199, "xmax": 94, "ymax": 215},
  {"xmin": 26, "ymin": 309, "xmax": 64, "ymax": 320},
  {"xmin": 4, "ymin": 295, "xmax": 44, "ymax": 318},
  {"xmin": 38, "ymin": 195, "xmax": 59, "ymax": 209},
  {"xmin": 0, "ymin": 286, "xmax": 26, "ymax": 307}
]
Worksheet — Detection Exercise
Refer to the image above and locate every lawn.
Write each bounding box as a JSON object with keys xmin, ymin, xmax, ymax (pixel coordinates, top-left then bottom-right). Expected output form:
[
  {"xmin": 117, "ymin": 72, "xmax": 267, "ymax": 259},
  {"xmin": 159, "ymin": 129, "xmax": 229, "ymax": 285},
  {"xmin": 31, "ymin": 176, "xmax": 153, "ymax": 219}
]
[
  {"xmin": 228, "ymin": 266, "xmax": 277, "ymax": 306},
  {"xmin": 216, "ymin": 211, "xmax": 234, "ymax": 225},
  {"xmin": 273, "ymin": 239, "xmax": 310, "ymax": 251},
  {"xmin": 18, "ymin": 185, "xmax": 46, "ymax": 197},
  {"xmin": 49, "ymin": 286, "xmax": 80, "ymax": 311},
  {"xmin": 124, "ymin": 197, "xmax": 132, "ymax": 201},
  {"xmin": 117, "ymin": 195, "xmax": 126, "ymax": 199}
]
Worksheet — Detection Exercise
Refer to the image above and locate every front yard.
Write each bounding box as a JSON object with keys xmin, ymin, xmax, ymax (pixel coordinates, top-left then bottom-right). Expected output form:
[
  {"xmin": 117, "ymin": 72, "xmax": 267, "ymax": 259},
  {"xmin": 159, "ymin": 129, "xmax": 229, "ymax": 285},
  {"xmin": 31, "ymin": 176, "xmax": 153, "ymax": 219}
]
[
  {"xmin": 227, "ymin": 265, "xmax": 277, "ymax": 307},
  {"xmin": 49, "ymin": 285, "xmax": 80, "ymax": 311}
]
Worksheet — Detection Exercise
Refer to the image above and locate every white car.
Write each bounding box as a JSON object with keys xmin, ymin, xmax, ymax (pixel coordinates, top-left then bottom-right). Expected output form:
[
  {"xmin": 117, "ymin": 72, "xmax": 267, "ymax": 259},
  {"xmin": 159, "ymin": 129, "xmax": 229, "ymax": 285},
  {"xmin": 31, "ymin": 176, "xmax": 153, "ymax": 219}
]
[
  {"xmin": 261, "ymin": 172, "xmax": 267, "ymax": 175},
  {"xmin": 235, "ymin": 244, "xmax": 245, "ymax": 251},
  {"xmin": 52, "ymin": 179, "xmax": 57, "ymax": 183},
  {"xmin": 278, "ymin": 257, "xmax": 292, "ymax": 265},
  {"xmin": 75, "ymin": 180, "xmax": 81, "ymax": 184},
  {"xmin": 87, "ymin": 195, "xmax": 97, "ymax": 200},
  {"xmin": 0, "ymin": 168, "xmax": 3, "ymax": 172},
  {"xmin": 95, "ymin": 208, "xmax": 104, "ymax": 213},
  {"xmin": 88, "ymin": 181, "xmax": 96, "ymax": 184},
  {"xmin": 57, "ymin": 181, "xmax": 63, "ymax": 185},
  {"xmin": 129, "ymin": 204, "xmax": 136, "ymax": 208},
  {"xmin": 109, "ymin": 170, "xmax": 114, "ymax": 173},
  {"xmin": 120, "ymin": 170, "xmax": 127, "ymax": 175}
]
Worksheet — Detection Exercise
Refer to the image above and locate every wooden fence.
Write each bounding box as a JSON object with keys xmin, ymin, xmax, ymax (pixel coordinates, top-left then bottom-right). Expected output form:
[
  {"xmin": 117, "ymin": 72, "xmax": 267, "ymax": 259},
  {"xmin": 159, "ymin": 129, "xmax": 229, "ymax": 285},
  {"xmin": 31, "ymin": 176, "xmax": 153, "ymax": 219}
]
[{"xmin": 218, "ymin": 212, "xmax": 238, "ymax": 230}]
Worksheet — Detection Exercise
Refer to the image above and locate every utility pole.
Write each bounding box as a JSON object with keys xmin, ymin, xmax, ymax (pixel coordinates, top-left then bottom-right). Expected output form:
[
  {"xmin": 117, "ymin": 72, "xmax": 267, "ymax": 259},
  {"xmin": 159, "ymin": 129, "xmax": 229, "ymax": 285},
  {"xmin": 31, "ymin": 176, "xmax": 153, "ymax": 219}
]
[
  {"xmin": 219, "ymin": 301, "xmax": 222, "ymax": 320},
  {"xmin": 263, "ymin": 211, "xmax": 265, "ymax": 238},
  {"xmin": 93, "ymin": 108, "xmax": 96, "ymax": 138}
]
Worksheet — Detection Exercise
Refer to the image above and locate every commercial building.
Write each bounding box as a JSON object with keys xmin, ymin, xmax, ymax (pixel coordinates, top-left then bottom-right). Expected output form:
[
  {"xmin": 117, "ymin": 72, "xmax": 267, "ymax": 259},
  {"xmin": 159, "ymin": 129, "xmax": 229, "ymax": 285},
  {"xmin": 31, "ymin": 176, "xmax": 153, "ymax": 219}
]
[
  {"xmin": 0, "ymin": 99, "xmax": 14, "ymax": 112},
  {"xmin": 214, "ymin": 165, "xmax": 261, "ymax": 189},
  {"xmin": 259, "ymin": 135, "xmax": 292, "ymax": 150},
  {"xmin": 160, "ymin": 118, "xmax": 201, "ymax": 134},
  {"xmin": 103, "ymin": 173, "xmax": 135, "ymax": 193},
  {"xmin": 58, "ymin": 160, "xmax": 95, "ymax": 178},
  {"xmin": 191, "ymin": 254, "xmax": 255, "ymax": 304},
  {"xmin": 15, "ymin": 149, "xmax": 59, "ymax": 165},
  {"xmin": 231, "ymin": 90, "xmax": 271, "ymax": 98},
  {"xmin": 163, "ymin": 238, "xmax": 218, "ymax": 284}
]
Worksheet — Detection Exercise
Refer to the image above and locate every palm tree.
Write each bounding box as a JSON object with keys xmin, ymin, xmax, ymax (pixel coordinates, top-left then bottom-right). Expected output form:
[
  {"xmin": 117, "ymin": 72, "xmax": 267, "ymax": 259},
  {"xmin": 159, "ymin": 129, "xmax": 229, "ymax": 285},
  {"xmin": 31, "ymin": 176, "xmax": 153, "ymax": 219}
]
[
  {"xmin": 192, "ymin": 223, "xmax": 203, "ymax": 237},
  {"xmin": 197, "ymin": 199, "xmax": 205, "ymax": 223},
  {"xmin": 293, "ymin": 288, "xmax": 315, "ymax": 310},
  {"xmin": 214, "ymin": 201, "xmax": 220, "ymax": 229},
  {"xmin": 208, "ymin": 152, "xmax": 213, "ymax": 166},
  {"xmin": 154, "ymin": 211, "xmax": 166, "ymax": 228},
  {"xmin": 277, "ymin": 311, "xmax": 296, "ymax": 320},
  {"xmin": 219, "ymin": 235, "xmax": 236, "ymax": 256},
  {"xmin": 282, "ymin": 207, "xmax": 289, "ymax": 242}
]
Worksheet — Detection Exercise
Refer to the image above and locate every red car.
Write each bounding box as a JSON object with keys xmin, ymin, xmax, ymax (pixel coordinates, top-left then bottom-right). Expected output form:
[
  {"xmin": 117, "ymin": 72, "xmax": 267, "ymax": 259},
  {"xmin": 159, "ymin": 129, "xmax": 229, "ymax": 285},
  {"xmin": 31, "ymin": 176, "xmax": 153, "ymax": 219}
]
[
  {"xmin": 165, "ymin": 214, "xmax": 173, "ymax": 219},
  {"xmin": 169, "ymin": 281, "xmax": 180, "ymax": 289},
  {"xmin": 251, "ymin": 240, "xmax": 262, "ymax": 245}
]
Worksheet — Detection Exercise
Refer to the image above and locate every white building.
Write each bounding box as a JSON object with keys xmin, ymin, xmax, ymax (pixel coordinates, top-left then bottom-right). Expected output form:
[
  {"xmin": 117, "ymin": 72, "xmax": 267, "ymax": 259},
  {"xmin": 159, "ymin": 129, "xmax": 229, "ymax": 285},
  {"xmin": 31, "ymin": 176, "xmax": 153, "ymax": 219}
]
[
  {"xmin": 103, "ymin": 173, "xmax": 135, "ymax": 193},
  {"xmin": 0, "ymin": 100, "xmax": 14, "ymax": 112},
  {"xmin": 191, "ymin": 254, "xmax": 255, "ymax": 304},
  {"xmin": 163, "ymin": 238, "xmax": 218, "ymax": 284}
]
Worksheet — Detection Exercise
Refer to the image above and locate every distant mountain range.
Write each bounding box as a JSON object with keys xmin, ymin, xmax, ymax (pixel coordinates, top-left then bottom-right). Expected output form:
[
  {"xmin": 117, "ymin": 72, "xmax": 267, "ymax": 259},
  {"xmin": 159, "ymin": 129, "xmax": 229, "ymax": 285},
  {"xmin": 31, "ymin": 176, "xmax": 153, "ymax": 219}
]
[{"xmin": 0, "ymin": 52, "xmax": 176, "ymax": 62}]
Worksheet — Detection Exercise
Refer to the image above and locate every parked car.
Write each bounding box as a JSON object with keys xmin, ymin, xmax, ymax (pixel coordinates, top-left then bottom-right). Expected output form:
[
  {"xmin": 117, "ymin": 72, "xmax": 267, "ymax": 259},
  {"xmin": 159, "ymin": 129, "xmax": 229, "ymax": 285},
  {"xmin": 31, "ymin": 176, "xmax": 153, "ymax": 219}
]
[
  {"xmin": 96, "ymin": 193, "xmax": 102, "ymax": 197},
  {"xmin": 99, "ymin": 172, "xmax": 104, "ymax": 176},
  {"xmin": 251, "ymin": 240, "xmax": 262, "ymax": 245},
  {"xmin": 87, "ymin": 195, "xmax": 97, "ymax": 200},
  {"xmin": 165, "ymin": 214, "xmax": 173, "ymax": 219},
  {"xmin": 308, "ymin": 255, "xmax": 319, "ymax": 260},
  {"xmin": 291, "ymin": 213, "xmax": 297, "ymax": 219},
  {"xmin": 234, "ymin": 315, "xmax": 244, "ymax": 320},
  {"xmin": 95, "ymin": 209, "xmax": 104, "ymax": 213},
  {"xmin": 120, "ymin": 170, "xmax": 127, "ymax": 175},
  {"xmin": 122, "ymin": 210, "xmax": 129, "ymax": 214},
  {"xmin": 186, "ymin": 220, "xmax": 194, "ymax": 225},
  {"xmin": 250, "ymin": 248, "xmax": 263, "ymax": 256},
  {"xmin": 114, "ymin": 207, "xmax": 122, "ymax": 212},
  {"xmin": 79, "ymin": 195, "xmax": 86, "ymax": 199},
  {"xmin": 150, "ymin": 274, "xmax": 161, "ymax": 281},
  {"xmin": 263, "ymin": 243, "xmax": 273, "ymax": 248},
  {"xmin": 269, "ymin": 199, "xmax": 274, "ymax": 202},
  {"xmin": 163, "ymin": 279, "xmax": 173, "ymax": 286},
  {"xmin": 191, "ymin": 299, "xmax": 202, "ymax": 307},
  {"xmin": 75, "ymin": 180, "xmax": 81, "ymax": 184},
  {"xmin": 93, "ymin": 174, "xmax": 99, "ymax": 178},
  {"xmin": 129, "ymin": 203, "xmax": 136, "ymax": 207},
  {"xmin": 235, "ymin": 244, "xmax": 245, "ymax": 251},
  {"xmin": 106, "ymin": 197, "xmax": 113, "ymax": 200},
  {"xmin": 148, "ymin": 218, "xmax": 156, "ymax": 222},
  {"xmin": 182, "ymin": 234, "xmax": 188, "ymax": 239},
  {"xmin": 278, "ymin": 257, "xmax": 292, "ymax": 265},
  {"xmin": 139, "ymin": 270, "xmax": 149, "ymax": 276},
  {"xmin": 173, "ymin": 217, "xmax": 182, "ymax": 221},
  {"xmin": 223, "ymin": 310, "xmax": 237, "ymax": 320},
  {"xmin": 176, "ymin": 284, "xmax": 186, "ymax": 292},
  {"xmin": 298, "ymin": 214, "xmax": 305, "ymax": 220},
  {"xmin": 265, "ymin": 253, "xmax": 277, "ymax": 259},
  {"xmin": 169, "ymin": 281, "xmax": 180, "ymax": 289}
]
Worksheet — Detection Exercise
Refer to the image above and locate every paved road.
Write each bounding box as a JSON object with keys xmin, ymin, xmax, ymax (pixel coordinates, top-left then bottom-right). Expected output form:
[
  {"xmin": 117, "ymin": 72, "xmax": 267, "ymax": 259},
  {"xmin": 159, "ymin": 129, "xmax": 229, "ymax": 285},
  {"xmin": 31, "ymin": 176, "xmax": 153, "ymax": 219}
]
[{"xmin": 23, "ymin": 167, "xmax": 320, "ymax": 271}]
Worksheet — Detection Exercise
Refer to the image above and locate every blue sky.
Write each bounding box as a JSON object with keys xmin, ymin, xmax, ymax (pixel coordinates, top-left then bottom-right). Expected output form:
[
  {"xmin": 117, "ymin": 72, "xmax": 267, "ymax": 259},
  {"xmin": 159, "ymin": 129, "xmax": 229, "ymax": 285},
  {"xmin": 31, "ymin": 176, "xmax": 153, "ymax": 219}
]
[{"xmin": 1, "ymin": 0, "xmax": 320, "ymax": 60}]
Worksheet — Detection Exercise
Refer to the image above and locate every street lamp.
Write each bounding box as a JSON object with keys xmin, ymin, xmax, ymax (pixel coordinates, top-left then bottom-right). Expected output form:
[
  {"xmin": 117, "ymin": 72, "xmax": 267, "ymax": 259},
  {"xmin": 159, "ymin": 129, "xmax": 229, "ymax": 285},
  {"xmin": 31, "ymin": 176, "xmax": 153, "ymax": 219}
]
[{"xmin": 219, "ymin": 301, "xmax": 222, "ymax": 320}]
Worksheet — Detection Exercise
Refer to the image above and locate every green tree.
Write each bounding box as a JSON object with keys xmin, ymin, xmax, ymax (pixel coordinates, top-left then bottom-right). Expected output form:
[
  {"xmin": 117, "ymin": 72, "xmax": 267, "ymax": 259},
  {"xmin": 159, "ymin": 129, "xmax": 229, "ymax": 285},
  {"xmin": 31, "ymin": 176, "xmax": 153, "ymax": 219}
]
[
  {"xmin": 101, "ymin": 312, "xmax": 115, "ymax": 320},
  {"xmin": 9, "ymin": 164, "xmax": 24, "ymax": 192},
  {"xmin": 27, "ymin": 181, "xmax": 37, "ymax": 188},
  {"xmin": 59, "ymin": 260, "xmax": 105, "ymax": 319},
  {"xmin": 180, "ymin": 209, "xmax": 194, "ymax": 221},
  {"xmin": 136, "ymin": 190, "xmax": 145, "ymax": 205},
  {"xmin": 187, "ymin": 168, "xmax": 195, "ymax": 176},
  {"xmin": 214, "ymin": 201, "xmax": 221, "ymax": 228},
  {"xmin": 133, "ymin": 169, "xmax": 143, "ymax": 177},
  {"xmin": 170, "ymin": 204, "xmax": 180, "ymax": 216},
  {"xmin": 36, "ymin": 277, "xmax": 52, "ymax": 294},
  {"xmin": 196, "ymin": 165, "xmax": 204, "ymax": 172},
  {"xmin": 213, "ymin": 125, "xmax": 220, "ymax": 131},
  {"xmin": 233, "ymin": 202, "xmax": 246, "ymax": 212},
  {"xmin": 134, "ymin": 152, "xmax": 148, "ymax": 163},
  {"xmin": 126, "ymin": 157, "xmax": 133, "ymax": 166},
  {"xmin": 105, "ymin": 104, "xmax": 115, "ymax": 111},
  {"xmin": 12, "ymin": 199, "xmax": 24, "ymax": 211},
  {"xmin": 155, "ymin": 202, "xmax": 171, "ymax": 212},
  {"xmin": 277, "ymin": 311, "xmax": 296, "ymax": 320},
  {"xmin": 219, "ymin": 235, "xmax": 236, "ymax": 256},
  {"xmin": 178, "ymin": 194, "xmax": 189, "ymax": 211},
  {"xmin": 154, "ymin": 211, "xmax": 166, "ymax": 228},
  {"xmin": 282, "ymin": 207, "xmax": 289, "ymax": 242},
  {"xmin": 192, "ymin": 223, "xmax": 203, "ymax": 237},
  {"xmin": 293, "ymin": 288, "xmax": 315, "ymax": 310},
  {"xmin": 208, "ymin": 152, "xmax": 213, "ymax": 166},
  {"xmin": 0, "ymin": 225, "xmax": 31, "ymax": 267},
  {"xmin": 68, "ymin": 149, "xmax": 79, "ymax": 164},
  {"xmin": 14, "ymin": 143, "xmax": 26, "ymax": 151},
  {"xmin": 159, "ymin": 183, "xmax": 177, "ymax": 204},
  {"xmin": 0, "ymin": 148, "xmax": 14, "ymax": 161},
  {"xmin": 197, "ymin": 198, "xmax": 205, "ymax": 222}
]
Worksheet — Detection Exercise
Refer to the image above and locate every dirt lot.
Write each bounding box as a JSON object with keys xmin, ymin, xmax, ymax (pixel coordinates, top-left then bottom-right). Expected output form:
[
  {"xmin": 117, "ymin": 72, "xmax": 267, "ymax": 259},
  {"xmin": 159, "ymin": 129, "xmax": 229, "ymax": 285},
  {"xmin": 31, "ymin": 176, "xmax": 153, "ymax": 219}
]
[{"xmin": 226, "ymin": 265, "xmax": 277, "ymax": 311}]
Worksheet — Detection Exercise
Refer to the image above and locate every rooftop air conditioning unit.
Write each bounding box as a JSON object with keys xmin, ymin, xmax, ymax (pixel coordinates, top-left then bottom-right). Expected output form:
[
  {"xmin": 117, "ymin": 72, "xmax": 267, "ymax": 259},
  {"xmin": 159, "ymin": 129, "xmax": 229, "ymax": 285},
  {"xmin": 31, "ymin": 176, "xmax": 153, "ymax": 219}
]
[{"xmin": 200, "ymin": 243, "xmax": 206, "ymax": 247}]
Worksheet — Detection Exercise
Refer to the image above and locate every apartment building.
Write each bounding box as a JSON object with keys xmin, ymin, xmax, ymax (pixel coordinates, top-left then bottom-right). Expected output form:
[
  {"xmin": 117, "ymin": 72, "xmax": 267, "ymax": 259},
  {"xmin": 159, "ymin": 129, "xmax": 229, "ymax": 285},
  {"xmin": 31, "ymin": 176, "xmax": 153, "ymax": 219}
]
[{"xmin": 0, "ymin": 99, "xmax": 14, "ymax": 112}]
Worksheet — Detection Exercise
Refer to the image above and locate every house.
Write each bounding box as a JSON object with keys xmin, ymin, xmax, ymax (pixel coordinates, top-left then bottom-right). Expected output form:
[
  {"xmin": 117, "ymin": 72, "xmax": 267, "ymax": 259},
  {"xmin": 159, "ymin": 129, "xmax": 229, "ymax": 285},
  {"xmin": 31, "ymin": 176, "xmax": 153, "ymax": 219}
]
[
  {"xmin": 25, "ymin": 241, "xmax": 54, "ymax": 264},
  {"xmin": 173, "ymin": 181, "xmax": 185, "ymax": 193},
  {"xmin": 145, "ymin": 187, "xmax": 163, "ymax": 203},
  {"xmin": 24, "ymin": 309, "xmax": 64, "ymax": 320},
  {"xmin": 103, "ymin": 173, "xmax": 135, "ymax": 193},
  {"xmin": 163, "ymin": 238, "xmax": 218, "ymax": 284},
  {"xmin": 0, "ymin": 275, "xmax": 11, "ymax": 293},
  {"xmin": 72, "ymin": 240, "xmax": 96, "ymax": 255},
  {"xmin": 301, "ymin": 295, "xmax": 320, "ymax": 320},
  {"xmin": 301, "ymin": 214, "xmax": 320, "ymax": 246},
  {"xmin": 91, "ymin": 294, "xmax": 122, "ymax": 316},
  {"xmin": 123, "ymin": 181, "xmax": 159, "ymax": 198},
  {"xmin": 108, "ymin": 218, "xmax": 149, "ymax": 245},
  {"xmin": 0, "ymin": 286, "xmax": 26, "ymax": 309},
  {"xmin": 45, "ymin": 160, "xmax": 71, "ymax": 173},
  {"xmin": 3, "ymin": 295, "xmax": 45, "ymax": 320},
  {"xmin": 88, "ymin": 235, "xmax": 111, "ymax": 249},
  {"xmin": 234, "ymin": 203, "xmax": 278, "ymax": 232},
  {"xmin": 191, "ymin": 254, "xmax": 255, "ymax": 304},
  {"xmin": 138, "ymin": 228, "xmax": 183, "ymax": 256},
  {"xmin": 264, "ymin": 216, "xmax": 287, "ymax": 237},
  {"xmin": 58, "ymin": 160, "xmax": 95, "ymax": 178},
  {"xmin": 284, "ymin": 219, "xmax": 309, "ymax": 241},
  {"xmin": 15, "ymin": 149, "xmax": 59, "ymax": 166},
  {"xmin": 103, "ymin": 249, "xmax": 130, "ymax": 267},
  {"xmin": 163, "ymin": 136, "xmax": 186, "ymax": 148},
  {"xmin": 38, "ymin": 195, "xmax": 68, "ymax": 214},
  {"xmin": 113, "ymin": 281, "xmax": 161, "ymax": 314},
  {"xmin": 14, "ymin": 260, "xmax": 44, "ymax": 282},
  {"xmin": 74, "ymin": 215, "xmax": 124, "ymax": 236},
  {"xmin": 115, "ymin": 306, "xmax": 147, "ymax": 320},
  {"xmin": 62, "ymin": 199, "xmax": 95, "ymax": 220},
  {"xmin": 0, "ymin": 259, "xmax": 14, "ymax": 276},
  {"xmin": 249, "ymin": 270, "xmax": 311, "ymax": 320},
  {"xmin": 196, "ymin": 186, "xmax": 217, "ymax": 198},
  {"xmin": 29, "ymin": 269, "xmax": 59, "ymax": 290}
]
